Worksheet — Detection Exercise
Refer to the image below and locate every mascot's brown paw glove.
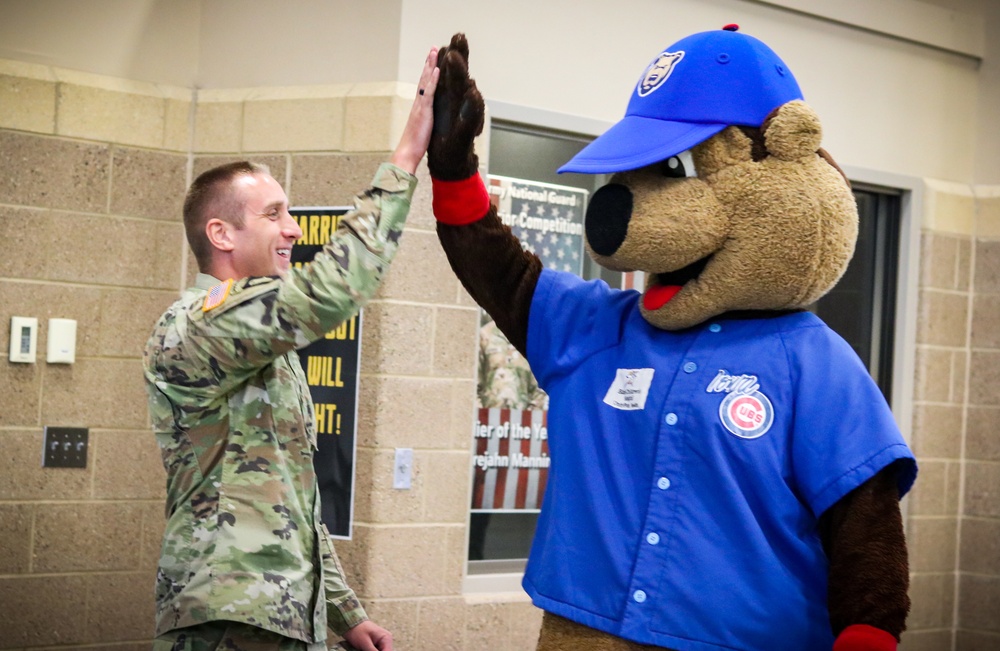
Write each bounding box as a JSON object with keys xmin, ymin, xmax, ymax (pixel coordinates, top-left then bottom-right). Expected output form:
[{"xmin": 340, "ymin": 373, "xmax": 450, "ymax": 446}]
[
  {"xmin": 427, "ymin": 32, "xmax": 489, "ymax": 225},
  {"xmin": 833, "ymin": 624, "xmax": 897, "ymax": 651}
]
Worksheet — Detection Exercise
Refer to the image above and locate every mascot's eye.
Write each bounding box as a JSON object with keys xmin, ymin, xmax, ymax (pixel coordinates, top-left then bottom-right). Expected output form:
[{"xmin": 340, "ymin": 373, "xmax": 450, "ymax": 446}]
[{"xmin": 660, "ymin": 151, "xmax": 696, "ymax": 179}]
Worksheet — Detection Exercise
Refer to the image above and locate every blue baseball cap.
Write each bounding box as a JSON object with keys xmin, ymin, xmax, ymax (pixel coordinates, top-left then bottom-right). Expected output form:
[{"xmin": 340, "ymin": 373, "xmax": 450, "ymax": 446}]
[{"xmin": 559, "ymin": 25, "xmax": 803, "ymax": 174}]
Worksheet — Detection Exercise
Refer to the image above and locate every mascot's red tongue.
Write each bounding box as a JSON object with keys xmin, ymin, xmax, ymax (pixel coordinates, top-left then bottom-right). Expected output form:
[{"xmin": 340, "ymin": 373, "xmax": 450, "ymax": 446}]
[{"xmin": 643, "ymin": 284, "xmax": 682, "ymax": 311}]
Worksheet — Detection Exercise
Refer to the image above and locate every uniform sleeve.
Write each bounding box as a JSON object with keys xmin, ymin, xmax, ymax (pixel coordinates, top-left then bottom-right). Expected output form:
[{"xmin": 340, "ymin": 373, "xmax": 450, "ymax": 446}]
[
  {"xmin": 181, "ymin": 164, "xmax": 417, "ymax": 394},
  {"xmin": 785, "ymin": 326, "xmax": 916, "ymax": 517},
  {"xmin": 526, "ymin": 269, "xmax": 638, "ymax": 389},
  {"xmin": 318, "ymin": 524, "xmax": 368, "ymax": 635}
]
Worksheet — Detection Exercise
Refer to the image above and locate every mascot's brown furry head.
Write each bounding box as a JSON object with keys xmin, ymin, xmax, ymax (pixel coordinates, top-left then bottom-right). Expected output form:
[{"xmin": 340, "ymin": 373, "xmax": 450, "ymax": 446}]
[{"xmin": 561, "ymin": 25, "xmax": 858, "ymax": 331}]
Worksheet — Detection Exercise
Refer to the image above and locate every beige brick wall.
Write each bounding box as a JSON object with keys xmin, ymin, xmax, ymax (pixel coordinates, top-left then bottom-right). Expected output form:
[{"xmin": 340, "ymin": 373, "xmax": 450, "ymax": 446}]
[
  {"xmin": 900, "ymin": 185, "xmax": 1000, "ymax": 651},
  {"xmin": 957, "ymin": 198, "xmax": 1000, "ymax": 649},
  {"xmin": 0, "ymin": 60, "xmax": 542, "ymax": 650},
  {"xmin": 0, "ymin": 64, "xmax": 184, "ymax": 650}
]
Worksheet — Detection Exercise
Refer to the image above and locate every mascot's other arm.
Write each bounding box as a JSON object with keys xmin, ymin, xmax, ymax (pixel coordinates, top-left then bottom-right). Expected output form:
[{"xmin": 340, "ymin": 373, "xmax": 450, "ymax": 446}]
[
  {"xmin": 822, "ymin": 460, "xmax": 911, "ymax": 650},
  {"xmin": 428, "ymin": 34, "xmax": 540, "ymax": 355}
]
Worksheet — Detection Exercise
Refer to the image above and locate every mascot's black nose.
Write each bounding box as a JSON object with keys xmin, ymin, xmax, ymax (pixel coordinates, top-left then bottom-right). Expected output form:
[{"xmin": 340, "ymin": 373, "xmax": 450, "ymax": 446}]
[{"xmin": 586, "ymin": 183, "xmax": 633, "ymax": 257}]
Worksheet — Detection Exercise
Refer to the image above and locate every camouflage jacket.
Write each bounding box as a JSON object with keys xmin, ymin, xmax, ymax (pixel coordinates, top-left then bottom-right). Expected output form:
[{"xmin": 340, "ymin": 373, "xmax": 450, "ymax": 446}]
[{"xmin": 143, "ymin": 164, "xmax": 416, "ymax": 642}]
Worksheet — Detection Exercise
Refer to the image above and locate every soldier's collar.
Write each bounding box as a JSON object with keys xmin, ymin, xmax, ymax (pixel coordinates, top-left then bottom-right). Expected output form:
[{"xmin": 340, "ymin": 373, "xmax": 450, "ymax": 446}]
[{"xmin": 195, "ymin": 273, "xmax": 224, "ymax": 291}]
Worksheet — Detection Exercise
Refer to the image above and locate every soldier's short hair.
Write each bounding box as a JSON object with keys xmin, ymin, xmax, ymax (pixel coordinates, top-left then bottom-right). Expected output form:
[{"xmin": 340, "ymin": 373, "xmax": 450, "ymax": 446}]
[{"xmin": 183, "ymin": 161, "xmax": 272, "ymax": 272}]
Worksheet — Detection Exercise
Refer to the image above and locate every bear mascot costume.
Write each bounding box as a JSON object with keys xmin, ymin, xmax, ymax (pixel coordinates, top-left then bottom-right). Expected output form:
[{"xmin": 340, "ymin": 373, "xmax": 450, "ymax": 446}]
[{"xmin": 426, "ymin": 27, "xmax": 917, "ymax": 651}]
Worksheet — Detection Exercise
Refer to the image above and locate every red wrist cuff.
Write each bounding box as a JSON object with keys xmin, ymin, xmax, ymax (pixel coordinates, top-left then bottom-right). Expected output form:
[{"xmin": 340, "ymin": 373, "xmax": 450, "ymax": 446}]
[
  {"xmin": 432, "ymin": 175, "xmax": 490, "ymax": 225},
  {"xmin": 833, "ymin": 625, "xmax": 897, "ymax": 651}
]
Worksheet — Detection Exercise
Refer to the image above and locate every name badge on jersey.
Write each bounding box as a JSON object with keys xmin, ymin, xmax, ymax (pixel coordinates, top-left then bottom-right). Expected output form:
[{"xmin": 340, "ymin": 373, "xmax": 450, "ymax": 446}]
[
  {"xmin": 603, "ymin": 368, "xmax": 655, "ymax": 411},
  {"xmin": 706, "ymin": 369, "xmax": 774, "ymax": 439}
]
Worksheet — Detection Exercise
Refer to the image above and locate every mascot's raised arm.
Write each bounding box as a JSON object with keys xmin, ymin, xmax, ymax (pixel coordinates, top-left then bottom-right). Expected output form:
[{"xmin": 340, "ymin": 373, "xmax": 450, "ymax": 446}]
[{"xmin": 428, "ymin": 28, "xmax": 917, "ymax": 651}]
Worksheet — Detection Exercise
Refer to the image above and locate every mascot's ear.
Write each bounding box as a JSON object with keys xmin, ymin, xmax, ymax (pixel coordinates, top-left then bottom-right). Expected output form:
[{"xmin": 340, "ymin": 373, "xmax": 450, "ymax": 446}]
[
  {"xmin": 691, "ymin": 126, "xmax": 754, "ymax": 177},
  {"xmin": 762, "ymin": 100, "xmax": 823, "ymax": 161},
  {"xmin": 763, "ymin": 100, "xmax": 851, "ymax": 186}
]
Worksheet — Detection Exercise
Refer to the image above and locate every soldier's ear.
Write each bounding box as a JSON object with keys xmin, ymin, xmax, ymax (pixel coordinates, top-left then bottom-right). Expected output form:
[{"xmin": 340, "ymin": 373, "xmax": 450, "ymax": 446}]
[{"xmin": 206, "ymin": 218, "xmax": 236, "ymax": 252}]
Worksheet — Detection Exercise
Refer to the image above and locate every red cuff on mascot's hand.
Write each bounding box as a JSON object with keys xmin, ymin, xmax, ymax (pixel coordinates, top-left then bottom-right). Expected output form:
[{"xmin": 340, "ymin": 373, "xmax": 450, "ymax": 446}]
[
  {"xmin": 432, "ymin": 175, "xmax": 490, "ymax": 225},
  {"xmin": 833, "ymin": 625, "xmax": 897, "ymax": 651}
]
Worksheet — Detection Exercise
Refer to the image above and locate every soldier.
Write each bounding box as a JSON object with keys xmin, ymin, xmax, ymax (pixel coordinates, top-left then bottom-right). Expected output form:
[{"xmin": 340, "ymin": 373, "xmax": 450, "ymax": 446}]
[
  {"xmin": 143, "ymin": 48, "xmax": 440, "ymax": 651},
  {"xmin": 477, "ymin": 316, "xmax": 548, "ymax": 410}
]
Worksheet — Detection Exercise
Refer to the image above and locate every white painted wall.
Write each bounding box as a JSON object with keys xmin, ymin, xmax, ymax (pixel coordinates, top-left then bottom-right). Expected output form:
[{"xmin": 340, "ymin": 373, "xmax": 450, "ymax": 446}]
[
  {"xmin": 397, "ymin": 0, "xmax": 990, "ymax": 184},
  {"xmin": 0, "ymin": 0, "xmax": 201, "ymax": 87},
  {"xmin": 196, "ymin": 0, "xmax": 402, "ymax": 88},
  {"xmin": 0, "ymin": 0, "xmax": 402, "ymax": 88},
  {"xmin": 0, "ymin": 0, "xmax": 996, "ymax": 184}
]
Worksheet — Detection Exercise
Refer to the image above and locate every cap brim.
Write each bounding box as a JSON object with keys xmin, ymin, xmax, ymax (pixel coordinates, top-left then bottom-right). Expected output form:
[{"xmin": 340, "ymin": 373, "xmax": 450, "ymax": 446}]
[{"xmin": 558, "ymin": 117, "xmax": 727, "ymax": 174}]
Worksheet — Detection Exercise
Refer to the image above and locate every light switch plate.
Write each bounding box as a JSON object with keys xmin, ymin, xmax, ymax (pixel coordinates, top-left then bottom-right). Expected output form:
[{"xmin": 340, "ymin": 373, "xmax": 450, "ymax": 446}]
[
  {"xmin": 42, "ymin": 427, "xmax": 89, "ymax": 468},
  {"xmin": 393, "ymin": 448, "xmax": 413, "ymax": 490},
  {"xmin": 47, "ymin": 318, "xmax": 77, "ymax": 364}
]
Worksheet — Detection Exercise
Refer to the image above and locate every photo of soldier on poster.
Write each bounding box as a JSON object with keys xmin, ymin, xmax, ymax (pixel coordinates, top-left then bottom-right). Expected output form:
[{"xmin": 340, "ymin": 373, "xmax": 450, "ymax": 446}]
[{"xmin": 470, "ymin": 176, "xmax": 588, "ymax": 515}]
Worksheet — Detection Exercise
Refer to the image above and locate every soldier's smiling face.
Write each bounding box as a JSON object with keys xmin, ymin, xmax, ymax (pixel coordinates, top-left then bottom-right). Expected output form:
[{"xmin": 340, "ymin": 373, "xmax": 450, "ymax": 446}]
[{"xmin": 229, "ymin": 173, "xmax": 303, "ymax": 278}]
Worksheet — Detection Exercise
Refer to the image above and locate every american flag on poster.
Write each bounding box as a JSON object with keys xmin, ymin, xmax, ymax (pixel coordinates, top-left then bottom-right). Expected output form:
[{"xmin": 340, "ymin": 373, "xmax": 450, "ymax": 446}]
[
  {"xmin": 472, "ymin": 408, "xmax": 550, "ymax": 510},
  {"xmin": 488, "ymin": 175, "xmax": 588, "ymax": 272},
  {"xmin": 471, "ymin": 176, "xmax": 588, "ymax": 512}
]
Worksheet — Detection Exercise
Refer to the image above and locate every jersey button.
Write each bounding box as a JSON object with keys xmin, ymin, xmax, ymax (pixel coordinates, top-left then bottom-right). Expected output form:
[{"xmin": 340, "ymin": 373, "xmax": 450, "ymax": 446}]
[
  {"xmin": 683, "ymin": 361, "xmax": 697, "ymax": 373},
  {"xmin": 657, "ymin": 477, "xmax": 671, "ymax": 490},
  {"xmin": 633, "ymin": 589, "xmax": 647, "ymax": 603},
  {"xmin": 709, "ymin": 323, "xmax": 722, "ymax": 333},
  {"xmin": 646, "ymin": 532, "xmax": 660, "ymax": 545},
  {"xmin": 665, "ymin": 412, "xmax": 678, "ymax": 425}
]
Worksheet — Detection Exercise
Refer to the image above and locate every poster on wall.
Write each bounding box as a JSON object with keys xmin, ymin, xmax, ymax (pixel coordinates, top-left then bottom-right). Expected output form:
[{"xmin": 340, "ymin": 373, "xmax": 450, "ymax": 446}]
[
  {"xmin": 290, "ymin": 206, "xmax": 360, "ymax": 540},
  {"xmin": 471, "ymin": 176, "xmax": 589, "ymax": 512}
]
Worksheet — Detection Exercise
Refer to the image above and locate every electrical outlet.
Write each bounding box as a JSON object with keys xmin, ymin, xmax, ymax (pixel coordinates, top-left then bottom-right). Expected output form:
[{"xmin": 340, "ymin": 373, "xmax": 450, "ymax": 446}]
[
  {"xmin": 42, "ymin": 427, "xmax": 89, "ymax": 468},
  {"xmin": 393, "ymin": 448, "xmax": 413, "ymax": 489}
]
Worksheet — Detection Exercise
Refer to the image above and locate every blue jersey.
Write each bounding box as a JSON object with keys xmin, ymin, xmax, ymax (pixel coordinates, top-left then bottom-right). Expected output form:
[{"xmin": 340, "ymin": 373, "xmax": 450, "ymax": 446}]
[{"xmin": 522, "ymin": 269, "xmax": 916, "ymax": 651}]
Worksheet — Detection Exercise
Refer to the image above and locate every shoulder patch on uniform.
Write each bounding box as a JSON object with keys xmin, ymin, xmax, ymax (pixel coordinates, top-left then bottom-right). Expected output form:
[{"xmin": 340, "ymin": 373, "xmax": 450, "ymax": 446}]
[{"xmin": 202, "ymin": 279, "xmax": 234, "ymax": 312}]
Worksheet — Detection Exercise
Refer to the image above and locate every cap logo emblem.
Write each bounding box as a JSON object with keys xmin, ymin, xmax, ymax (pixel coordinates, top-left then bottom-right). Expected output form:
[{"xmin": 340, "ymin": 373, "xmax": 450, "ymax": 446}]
[{"xmin": 637, "ymin": 50, "xmax": 685, "ymax": 97}]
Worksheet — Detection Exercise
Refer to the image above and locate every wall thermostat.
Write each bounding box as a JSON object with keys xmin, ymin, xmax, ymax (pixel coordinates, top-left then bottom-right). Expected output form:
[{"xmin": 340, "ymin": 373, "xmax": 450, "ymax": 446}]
[{"xmin": 9, "ymin": 317, "xmax": 38, "ymax": 363}]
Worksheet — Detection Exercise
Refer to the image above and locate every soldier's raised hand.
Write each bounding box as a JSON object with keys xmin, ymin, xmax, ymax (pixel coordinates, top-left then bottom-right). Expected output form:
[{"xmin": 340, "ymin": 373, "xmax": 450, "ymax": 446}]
[{"xmin": 390, "ymin": 46, "xmax": 440, "ymax": 175}]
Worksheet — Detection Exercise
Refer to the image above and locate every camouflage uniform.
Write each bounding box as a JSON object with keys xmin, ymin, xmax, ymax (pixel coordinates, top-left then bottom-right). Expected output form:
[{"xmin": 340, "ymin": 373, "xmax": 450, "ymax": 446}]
[
  {"xmin": 143, "ymin": 164, "xmax": 416, "ymax": 645},
  {"xmin": 477, "ymin": 318, "xmax": 548, "ymax": 410}
]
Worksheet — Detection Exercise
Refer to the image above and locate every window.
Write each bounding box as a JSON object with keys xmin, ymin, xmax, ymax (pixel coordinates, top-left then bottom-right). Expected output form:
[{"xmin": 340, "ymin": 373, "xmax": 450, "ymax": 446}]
[
  {"xmin": 467, "ymin": 122, "xmax": 601, "ymax": 578},
  {"xmin": 812, "ymin": 187, "xmax": 901, "ymax": 402}
]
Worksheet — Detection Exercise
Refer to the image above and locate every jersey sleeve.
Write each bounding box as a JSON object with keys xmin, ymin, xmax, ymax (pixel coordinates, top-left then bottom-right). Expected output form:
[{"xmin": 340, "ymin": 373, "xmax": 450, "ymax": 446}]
[
  {"xmin": 785, "ymin": 324, "xmax": 917, "ymax": 517},
  {"xmin": 526, "ymin": 269, "xmax": 639, "ymax": 389}
]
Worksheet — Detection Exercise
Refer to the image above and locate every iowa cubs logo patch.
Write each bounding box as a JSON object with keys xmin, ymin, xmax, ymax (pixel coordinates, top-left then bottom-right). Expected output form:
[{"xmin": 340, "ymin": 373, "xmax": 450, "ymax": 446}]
[
  {"xmin": 706, "ymin": 370, "xmax": 774, "ymax": 439},
  {"xmin": 637, "ymin": 50, "xmax": 685, "ymax": 97}
]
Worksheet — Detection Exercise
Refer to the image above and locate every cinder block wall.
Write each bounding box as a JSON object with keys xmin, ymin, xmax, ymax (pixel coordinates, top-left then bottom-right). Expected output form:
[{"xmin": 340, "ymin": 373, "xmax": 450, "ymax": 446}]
[
  {"xmin": 0, "ymin": 59, "xmax": 543, "ymax": 650},
  {"xmin": 0, "ymin": 62, "xmax": 188, "ymax": 648},
  {"xmin": 901, "ymin": 183, "xmax": 1000, "ymax": 651},
  {"xmin": 957, "ymin": 194, "xmax": 1000, "ymax": 649}
]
